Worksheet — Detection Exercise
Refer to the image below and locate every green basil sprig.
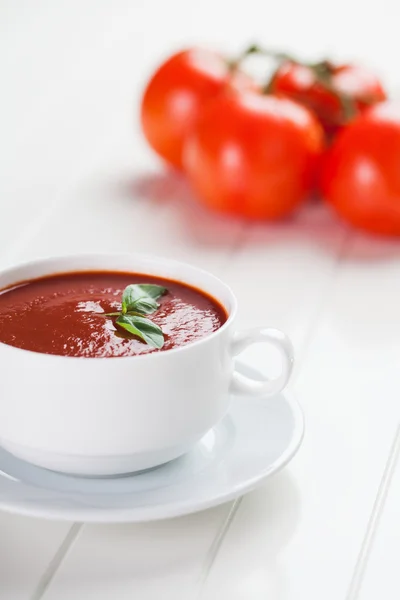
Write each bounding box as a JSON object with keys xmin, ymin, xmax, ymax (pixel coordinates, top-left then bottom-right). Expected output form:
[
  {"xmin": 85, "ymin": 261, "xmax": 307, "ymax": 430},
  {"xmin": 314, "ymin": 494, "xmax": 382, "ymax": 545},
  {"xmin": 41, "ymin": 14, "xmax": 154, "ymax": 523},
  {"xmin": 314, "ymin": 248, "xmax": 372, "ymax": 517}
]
[
  {"xmin": 105, "ymin": 284, "xmax": 166, "ymax": 349},
  {"xmin": 121, "ymin": 283, "xmax": 166, "ymax": 314},
  {"xmin": 116, "ymin": 314, "xmax": 164, "ymax": 348}
]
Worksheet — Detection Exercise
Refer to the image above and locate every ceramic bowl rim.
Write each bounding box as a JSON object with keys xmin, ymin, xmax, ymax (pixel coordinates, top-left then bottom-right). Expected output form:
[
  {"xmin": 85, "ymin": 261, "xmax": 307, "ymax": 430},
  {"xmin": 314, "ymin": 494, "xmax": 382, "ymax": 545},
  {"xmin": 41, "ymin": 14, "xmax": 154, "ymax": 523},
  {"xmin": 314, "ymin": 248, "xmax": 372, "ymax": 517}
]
[{"xmin": 0, "ymin": 252, "xmax": 238, "ymax": 362}]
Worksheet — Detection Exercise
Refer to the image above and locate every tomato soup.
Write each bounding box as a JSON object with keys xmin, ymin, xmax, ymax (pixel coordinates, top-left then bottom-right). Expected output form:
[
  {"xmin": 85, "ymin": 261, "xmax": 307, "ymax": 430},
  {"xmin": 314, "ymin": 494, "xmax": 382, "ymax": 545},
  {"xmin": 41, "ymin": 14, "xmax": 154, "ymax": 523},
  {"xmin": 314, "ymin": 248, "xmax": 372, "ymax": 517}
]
[{"xmin": 0, "ymin": 272, "xmax": 227, "ymax": 358}]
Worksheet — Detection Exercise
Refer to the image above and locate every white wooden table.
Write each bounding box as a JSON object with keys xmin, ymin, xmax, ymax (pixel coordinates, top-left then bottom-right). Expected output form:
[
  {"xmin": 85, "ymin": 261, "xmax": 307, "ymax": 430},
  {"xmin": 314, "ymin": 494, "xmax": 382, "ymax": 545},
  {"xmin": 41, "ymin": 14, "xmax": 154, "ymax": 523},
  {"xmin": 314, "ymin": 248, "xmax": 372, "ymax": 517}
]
[{"xmin": 1, "ymin": 2, "xmax": 399, "ymax": 598}]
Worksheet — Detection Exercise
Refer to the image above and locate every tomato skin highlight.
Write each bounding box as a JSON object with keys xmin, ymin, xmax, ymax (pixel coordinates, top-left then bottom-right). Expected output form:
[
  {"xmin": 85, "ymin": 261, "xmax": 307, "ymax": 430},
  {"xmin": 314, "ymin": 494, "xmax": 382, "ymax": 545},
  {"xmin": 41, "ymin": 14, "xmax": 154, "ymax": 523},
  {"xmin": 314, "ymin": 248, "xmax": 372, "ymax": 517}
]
[
  {"xmin": 272, "ymin": 62, "xmax": 386, "ymax": 139},
  {"xmin": 184, "ymin": 91, "xmax": 324, "ymax": 220},
  {"xmin": 321, "ymin": 102, "xmax": 400, "ymax": 236},
  {"xmin": 140, "ymin": 48, "xmax": 253, "ymax": 169}
]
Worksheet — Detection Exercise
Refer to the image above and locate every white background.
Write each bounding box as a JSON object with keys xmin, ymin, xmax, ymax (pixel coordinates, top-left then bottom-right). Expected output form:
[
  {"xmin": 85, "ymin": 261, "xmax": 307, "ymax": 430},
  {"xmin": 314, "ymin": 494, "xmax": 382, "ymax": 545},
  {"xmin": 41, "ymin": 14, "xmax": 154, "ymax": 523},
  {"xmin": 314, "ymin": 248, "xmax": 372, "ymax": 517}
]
[{"xmin": 1, "ymin": 1, "xmax": 400, "ymax": 598}]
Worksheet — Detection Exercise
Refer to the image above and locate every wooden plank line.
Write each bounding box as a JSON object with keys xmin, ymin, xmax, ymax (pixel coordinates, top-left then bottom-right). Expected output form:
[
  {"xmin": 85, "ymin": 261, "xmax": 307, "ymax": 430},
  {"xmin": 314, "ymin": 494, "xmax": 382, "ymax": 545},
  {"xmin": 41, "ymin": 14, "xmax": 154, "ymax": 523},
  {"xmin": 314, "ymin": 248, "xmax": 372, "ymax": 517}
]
[
  {"xmin": 346, "ymin": 424, "xmax": 400, "ymax": 600},
  {"xmin": 30, "ymin": 523, "xmax": 83, "ymax": 600},
  {"xmin": 195, "ymin": 498, "xmax": 243, "ymax": 600},
  {"xmin": 195, "ymin": 226, "xmax": 351, "ymax": 595}
]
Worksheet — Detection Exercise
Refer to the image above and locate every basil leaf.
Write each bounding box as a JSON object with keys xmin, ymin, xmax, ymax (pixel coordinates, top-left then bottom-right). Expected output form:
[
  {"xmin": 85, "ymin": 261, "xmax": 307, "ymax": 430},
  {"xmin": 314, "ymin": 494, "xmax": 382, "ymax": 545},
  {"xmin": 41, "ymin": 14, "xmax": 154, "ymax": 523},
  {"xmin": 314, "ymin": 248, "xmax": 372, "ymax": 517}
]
[
  {"xmin": 134, "ymin": 284, "xmax": 166, "ymax": 300},
  {"xmin": 116, "ymin": 315, "xmax": 164, "ymax": 349},
  {"xmin": 129, "ymin": 297, "xmax": 159, "ymax": 315},
  {"xmin": 121, "ymin": 284, "xmax": 166, "ymax": 314}
]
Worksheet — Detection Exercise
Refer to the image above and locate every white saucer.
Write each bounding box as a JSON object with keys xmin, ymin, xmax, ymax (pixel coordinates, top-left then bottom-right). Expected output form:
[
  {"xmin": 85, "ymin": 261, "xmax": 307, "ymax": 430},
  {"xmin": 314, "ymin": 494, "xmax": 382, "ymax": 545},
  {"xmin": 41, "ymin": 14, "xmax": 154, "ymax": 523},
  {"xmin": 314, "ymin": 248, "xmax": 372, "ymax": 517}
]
[{"xmin": 0, "ymin": 363, "xmax": 304, "ymax": 523}]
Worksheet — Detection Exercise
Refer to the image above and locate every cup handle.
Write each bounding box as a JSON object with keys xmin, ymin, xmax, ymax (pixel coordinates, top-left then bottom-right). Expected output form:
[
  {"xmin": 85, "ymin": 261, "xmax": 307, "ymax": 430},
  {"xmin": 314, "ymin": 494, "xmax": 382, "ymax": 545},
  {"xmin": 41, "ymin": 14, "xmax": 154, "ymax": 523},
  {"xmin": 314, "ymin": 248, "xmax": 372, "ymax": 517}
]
[{"xmin": 230, "ymin": 328, "xmax": 294, "ymax": 397}]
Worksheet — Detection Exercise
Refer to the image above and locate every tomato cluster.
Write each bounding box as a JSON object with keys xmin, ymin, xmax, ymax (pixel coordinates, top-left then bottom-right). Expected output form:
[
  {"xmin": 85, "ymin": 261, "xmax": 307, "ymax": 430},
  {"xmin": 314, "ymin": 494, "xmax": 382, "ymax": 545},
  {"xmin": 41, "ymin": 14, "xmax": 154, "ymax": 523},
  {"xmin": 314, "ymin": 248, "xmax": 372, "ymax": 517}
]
[{"xmin": 140, "ymin": 46, "xmax": 400, "ymax": 236}]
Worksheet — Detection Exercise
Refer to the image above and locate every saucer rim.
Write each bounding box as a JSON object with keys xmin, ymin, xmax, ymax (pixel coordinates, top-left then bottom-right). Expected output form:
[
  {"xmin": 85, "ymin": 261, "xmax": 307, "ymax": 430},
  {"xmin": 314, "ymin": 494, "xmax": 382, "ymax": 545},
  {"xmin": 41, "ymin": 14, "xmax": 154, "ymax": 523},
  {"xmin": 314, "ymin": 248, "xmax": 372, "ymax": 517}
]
[{"xmin": 0, "ymin": 377, "xmax": 304, "ymax": 523}]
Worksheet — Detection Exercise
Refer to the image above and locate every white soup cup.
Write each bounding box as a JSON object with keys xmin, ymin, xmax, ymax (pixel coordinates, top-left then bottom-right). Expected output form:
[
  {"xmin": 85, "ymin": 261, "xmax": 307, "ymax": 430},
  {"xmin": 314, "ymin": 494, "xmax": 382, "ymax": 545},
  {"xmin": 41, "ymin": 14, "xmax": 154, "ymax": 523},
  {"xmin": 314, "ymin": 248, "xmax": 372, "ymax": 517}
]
[{"xmin": 0, "ymin": 254, "xmax": 294, "ymax": 476}]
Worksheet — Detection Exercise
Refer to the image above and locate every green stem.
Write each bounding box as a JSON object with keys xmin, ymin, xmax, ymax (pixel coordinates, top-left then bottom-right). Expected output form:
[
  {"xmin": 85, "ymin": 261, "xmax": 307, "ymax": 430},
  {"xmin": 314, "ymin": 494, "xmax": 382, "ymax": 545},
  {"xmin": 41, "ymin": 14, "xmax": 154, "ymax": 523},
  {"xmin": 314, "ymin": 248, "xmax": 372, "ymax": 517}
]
[
  {"xmin": 232, "ymin": 44, "xmax": 297, "ymax": 68},
  {"xmin": 231, "ymin": 44, "xmax": 358, "ymax": 121},
  {"xmin": 101, "ymin": 310, "xmax": 145, "ymax": 318}
]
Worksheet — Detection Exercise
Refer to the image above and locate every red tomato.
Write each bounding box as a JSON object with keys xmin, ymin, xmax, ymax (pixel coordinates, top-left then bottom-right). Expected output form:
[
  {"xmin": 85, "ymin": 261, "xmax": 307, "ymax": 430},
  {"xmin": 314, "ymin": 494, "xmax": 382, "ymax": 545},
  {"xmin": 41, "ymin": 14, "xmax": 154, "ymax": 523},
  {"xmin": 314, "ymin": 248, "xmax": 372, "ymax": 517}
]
[
  {"xmin": 184, "ymin": 91, "xmax": 324, "ymax": 220},
  {"xmin": 321, "ymin": 102, "xmax": 400, "ymax": 236},
  {"xmin": 272, "ymin": 61, "xmax": 386, "ymax": 139},
  {"xmin": 141, "ymin": 48, "xmax": 253, "ymax": 169}
]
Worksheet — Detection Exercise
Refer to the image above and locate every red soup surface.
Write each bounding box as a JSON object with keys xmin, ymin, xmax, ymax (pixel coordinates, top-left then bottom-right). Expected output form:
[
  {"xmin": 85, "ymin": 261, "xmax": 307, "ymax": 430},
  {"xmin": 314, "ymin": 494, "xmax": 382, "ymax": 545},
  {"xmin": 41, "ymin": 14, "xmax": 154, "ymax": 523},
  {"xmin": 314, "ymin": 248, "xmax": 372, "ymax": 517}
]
[{"xmin": 0, "ymin": 271, "xmax": 227, "ymax": 358}]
